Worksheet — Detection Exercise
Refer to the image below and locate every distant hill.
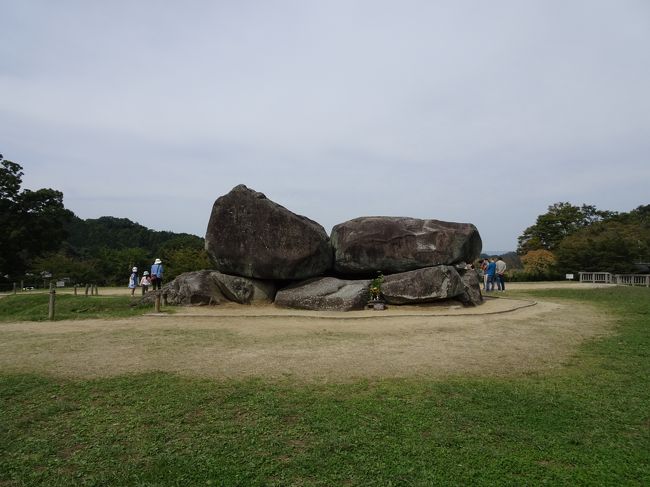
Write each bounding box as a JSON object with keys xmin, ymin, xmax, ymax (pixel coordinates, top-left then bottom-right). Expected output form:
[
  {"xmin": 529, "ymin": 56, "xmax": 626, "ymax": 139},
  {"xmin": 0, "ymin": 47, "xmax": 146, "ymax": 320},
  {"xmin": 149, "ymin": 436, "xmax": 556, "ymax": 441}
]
[
  {"xmin": 64, "ymin": 216, "xmax": 203, "ymax": 256},
  {"xmin": 479, "ymin": 251, "xmax": 522, "ymax": 270},
  {"xmin": 54, "ymin": 216, "xmax": 210, "ymax": 285},
  {"xmin": 481, "ymin": 250, "xmax": 514, "ymax": 257}
]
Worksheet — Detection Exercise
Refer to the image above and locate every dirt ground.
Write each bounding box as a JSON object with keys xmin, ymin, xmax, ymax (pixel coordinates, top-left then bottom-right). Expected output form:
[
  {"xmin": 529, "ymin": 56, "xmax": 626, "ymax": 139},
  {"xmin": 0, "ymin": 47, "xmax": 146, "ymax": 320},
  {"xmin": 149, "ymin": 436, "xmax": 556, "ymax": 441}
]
[{"xmin": 0, "ymin": 282, "xmax": 616, "ymax": 382}]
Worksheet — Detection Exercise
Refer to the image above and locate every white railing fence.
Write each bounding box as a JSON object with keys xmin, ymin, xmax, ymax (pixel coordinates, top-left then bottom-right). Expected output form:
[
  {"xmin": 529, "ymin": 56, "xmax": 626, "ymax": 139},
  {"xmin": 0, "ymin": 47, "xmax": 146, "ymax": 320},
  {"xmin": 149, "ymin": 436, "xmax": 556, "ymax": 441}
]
[{"xmin": 579, "ymin": 272, "xmax": 650, "ymax": 287}]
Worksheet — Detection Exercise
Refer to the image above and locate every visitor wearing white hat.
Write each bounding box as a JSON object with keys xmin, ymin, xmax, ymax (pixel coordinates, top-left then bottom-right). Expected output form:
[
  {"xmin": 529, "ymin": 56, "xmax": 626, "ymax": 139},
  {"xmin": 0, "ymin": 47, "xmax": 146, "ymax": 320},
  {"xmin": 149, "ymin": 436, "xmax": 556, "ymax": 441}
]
[
  {"xmin": 150, "ymin": 258, "xmax": 164, "ymax": 290},
  {"xmin": 128, "ymin": 266, "xmax": 139, "ymax": 296},
  {"xmin": 139, "ymin": 271, "xmax": 152, "ymax": 295}
]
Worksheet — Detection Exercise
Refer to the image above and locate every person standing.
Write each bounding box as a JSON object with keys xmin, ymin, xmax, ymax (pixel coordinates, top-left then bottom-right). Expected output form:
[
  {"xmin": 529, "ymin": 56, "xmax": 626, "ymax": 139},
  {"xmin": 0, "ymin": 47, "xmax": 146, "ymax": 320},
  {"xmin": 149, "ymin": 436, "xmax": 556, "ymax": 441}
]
[
  {"xmin": 150, "ymin": 258, "xmax": 164, "ymax": 291},
  {"xmin": 139, "ymin": 271, "xmax": 152, "ymax": 295},
  {"xmin": 495, "ymin": 256, "xmax": 507, "ymax": 291},
  {"xmin": 478, "ymin": 259, "xmax": 488, "ymax": 290},
  {"xmin": 486, "ymin": 258, "xmax": 497, "ymax": 292},
  {"xmin": 128, "ymin": 266, "xmax": 139, "ymax": 296}
]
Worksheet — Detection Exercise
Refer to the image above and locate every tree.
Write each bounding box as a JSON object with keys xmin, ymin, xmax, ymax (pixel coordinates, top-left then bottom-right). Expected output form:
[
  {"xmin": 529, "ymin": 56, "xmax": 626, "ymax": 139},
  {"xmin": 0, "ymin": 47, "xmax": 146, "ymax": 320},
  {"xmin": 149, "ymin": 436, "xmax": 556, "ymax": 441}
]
[
  {"xmin": 31, "ymin": 252, "xmax": 100, "ymax": 284},
  {"xmin": 163, "ymin": 247, "xmax": 212, "ymax": 281},
  {"xmin": 520, "ymin": 249, "xmax": 557, "ymax": 275},
  {"xmin": 556, "ymin": 212, "xmax": 650, "ymax": 273},
  {"xmin": 517, "ymin": 202, "xmax": 615, "ymax": 254},
  {"xmin": 0, "ymin": 156, "xmax": 72, "ymax": 277}
]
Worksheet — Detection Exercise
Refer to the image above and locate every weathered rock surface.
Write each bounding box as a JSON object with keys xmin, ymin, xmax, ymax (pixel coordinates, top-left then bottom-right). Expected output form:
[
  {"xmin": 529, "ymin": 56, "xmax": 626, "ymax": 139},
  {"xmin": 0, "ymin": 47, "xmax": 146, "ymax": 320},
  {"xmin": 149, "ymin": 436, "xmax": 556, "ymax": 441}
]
[
  {"xmin": 205, "ymin": 185, "xmax": 333, "ymax": 280},
  {"xmin": 380, "ymin": 266, "xmax": 465, "ymax": 304},
  {"xmin": 275, "ymin": 277, "xmax": 371, "ymax": 311},
  {"xmin": 141, "ymin": 270, "xmax": 276, "ymax": 306},
  {"xmin": 331, "ymin": 216, "xmax": 482, "ymax": 275},
  {"xmin": 455, "ymin": 268, "xmax": 483, "ymax": 306}
]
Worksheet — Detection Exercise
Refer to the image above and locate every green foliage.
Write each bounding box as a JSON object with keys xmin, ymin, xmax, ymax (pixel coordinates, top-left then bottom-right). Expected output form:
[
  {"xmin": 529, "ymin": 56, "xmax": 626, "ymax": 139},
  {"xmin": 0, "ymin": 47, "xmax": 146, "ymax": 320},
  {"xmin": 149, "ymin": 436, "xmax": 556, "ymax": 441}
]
[
  {"xmin": 517, "ymin": 202, "xmax": 614, "ymax": 254},
  {"xmin": 556, "ymin": 205, "xmax": 650, "ymax": 273},
  {"xmin": 0, "ymin": 157, "xmax": 73, "ymax": 277},
  {"xmin": 369, "ymin": 272, "xmax": 384, "ymax": 300},
  {"xmin": 506, "ymin": 268, "xmax": 565, "ymax": 282},
  {"xmin": 62, "ymin": 217, "xmax": 209, "ymax": 284},
  {"xmin": 1, "ymin": 288, "xmax": 649, "ymax": 485},
  {"xmin": 0, "ymin": 294, "xmax": 152, "ymax": 322},
  {"xmin": 31, "ymin": 253, "xmax": 100, "ymax": 284},
  {"xmin": 163, "ymin": 247, "xmax": 212, "ymax": 279},
  {"xmin": 517, "ymin": 202, "xmax": 650, "ymax": 274}
]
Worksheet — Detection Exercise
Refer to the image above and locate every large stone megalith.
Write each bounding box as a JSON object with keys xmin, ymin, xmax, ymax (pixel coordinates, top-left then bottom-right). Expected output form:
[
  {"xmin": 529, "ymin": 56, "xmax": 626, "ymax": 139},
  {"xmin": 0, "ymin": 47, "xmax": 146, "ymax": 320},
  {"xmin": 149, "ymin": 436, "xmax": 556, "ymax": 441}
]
[
  {"xmin": 380, "ymin": 266, "xmax": 466, "ymax": 304},
  {"xmin": 274, "ymin": 277, "xmax": 371, "ymax": 311},
  {"xmin": 331, "ymin": 216, "xmax": 482, "ymax": 275},
  {"xmin": 205, "ymin": 185, "xmax": 333, "ymax": 280}
]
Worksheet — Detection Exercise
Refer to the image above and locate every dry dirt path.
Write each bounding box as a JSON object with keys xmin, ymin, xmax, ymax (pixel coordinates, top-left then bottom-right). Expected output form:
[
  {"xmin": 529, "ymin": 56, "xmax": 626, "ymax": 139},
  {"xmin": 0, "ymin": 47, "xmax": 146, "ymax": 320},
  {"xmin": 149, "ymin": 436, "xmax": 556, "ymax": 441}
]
[{"xmin": 0, "ymin": 291, "xmax": 614, "ymax": 382}]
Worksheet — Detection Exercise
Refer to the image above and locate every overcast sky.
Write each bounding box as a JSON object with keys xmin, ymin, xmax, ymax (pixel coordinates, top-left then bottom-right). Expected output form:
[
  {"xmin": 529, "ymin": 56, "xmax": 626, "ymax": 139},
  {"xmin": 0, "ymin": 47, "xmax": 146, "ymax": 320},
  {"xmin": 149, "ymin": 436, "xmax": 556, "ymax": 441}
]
[{"xmin": 2, "ymin": 1, "xmax": 648, "ymax": 251}]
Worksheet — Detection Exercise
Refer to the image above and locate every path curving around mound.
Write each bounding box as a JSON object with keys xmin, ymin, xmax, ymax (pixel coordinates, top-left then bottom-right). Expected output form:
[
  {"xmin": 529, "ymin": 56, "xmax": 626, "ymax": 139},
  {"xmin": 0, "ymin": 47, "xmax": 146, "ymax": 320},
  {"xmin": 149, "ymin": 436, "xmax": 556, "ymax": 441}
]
[{"xmin": 0, "ymin": 293, "xmax": 614, "ymax": 382}]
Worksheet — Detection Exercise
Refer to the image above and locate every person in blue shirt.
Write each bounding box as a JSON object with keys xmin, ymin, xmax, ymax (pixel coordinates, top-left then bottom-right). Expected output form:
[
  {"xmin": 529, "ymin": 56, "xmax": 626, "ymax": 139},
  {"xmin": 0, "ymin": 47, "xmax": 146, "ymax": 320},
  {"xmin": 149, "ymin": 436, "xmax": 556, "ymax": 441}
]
[
  {"xmin": 485, "ymin": 258, "xmax": 497, "ymax": 292},
  {"xmin": 150, "ymin": 258, "xmax": 164, "ymax": 290}
]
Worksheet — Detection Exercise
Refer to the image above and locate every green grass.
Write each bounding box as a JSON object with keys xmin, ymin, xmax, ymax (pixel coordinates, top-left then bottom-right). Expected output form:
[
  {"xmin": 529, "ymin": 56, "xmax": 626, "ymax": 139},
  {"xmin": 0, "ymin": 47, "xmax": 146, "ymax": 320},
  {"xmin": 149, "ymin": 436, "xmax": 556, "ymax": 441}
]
[
  {"xmin": 1, "ymin": 287, "xmax": 649, "ymax": 485},
  {"xmin": 0, "ymin": 294, "xmax": 154, "ymax": 322}
]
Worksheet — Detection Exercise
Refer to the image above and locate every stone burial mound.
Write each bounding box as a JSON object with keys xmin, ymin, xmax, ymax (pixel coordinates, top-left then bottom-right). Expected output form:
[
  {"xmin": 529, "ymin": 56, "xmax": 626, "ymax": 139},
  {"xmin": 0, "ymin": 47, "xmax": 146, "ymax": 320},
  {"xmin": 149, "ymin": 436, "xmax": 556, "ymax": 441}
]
[{"xmin": 149, "ymin": 184, "xmax": 483, "ymax": 311}]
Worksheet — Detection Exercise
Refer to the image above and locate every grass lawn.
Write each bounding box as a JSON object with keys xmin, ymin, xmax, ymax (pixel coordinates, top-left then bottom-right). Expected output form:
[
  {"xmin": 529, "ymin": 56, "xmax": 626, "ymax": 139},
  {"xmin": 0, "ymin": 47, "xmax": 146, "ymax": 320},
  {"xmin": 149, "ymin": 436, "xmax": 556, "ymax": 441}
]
[
  {"xmin": 0, "ymin": 293, "xmax": 158, "ymax": 322},
  {"xmin": 1, "ymin": 287, "xmax": 649, "ymax": 486}
]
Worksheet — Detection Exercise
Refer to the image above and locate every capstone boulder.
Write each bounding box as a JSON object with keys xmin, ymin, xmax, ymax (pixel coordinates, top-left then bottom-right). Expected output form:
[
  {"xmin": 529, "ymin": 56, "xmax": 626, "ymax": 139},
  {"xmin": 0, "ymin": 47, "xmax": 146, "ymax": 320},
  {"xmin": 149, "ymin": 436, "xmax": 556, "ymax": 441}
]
[
  {"xmin": 331, "ymin": 216, "xmax": 482, "ymax": 275},
  {"xmin": 205, "ymin": 185, "xmax": 333, "ymax": 280}
]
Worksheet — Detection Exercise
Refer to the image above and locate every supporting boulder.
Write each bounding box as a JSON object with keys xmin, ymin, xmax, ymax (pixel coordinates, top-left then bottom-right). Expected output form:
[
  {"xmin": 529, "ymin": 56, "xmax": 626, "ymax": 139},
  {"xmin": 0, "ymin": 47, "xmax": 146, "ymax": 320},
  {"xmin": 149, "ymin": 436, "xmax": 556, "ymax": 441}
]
[
  {"xmin": 380, "ymin": 266, "xmax": 465, "ymax": 304},
  {"xmin": 331, "ymin": 216, "xmax": 482, "ymax": 275},
  {"xmin": 205, "ymin": 185, "xmax": 333, "ymax": 280},
  {"xmin": 455, "ymin": 268, "xmax": 483, "ymax": 306},
  {"xmin": 141, "ymin": 270, "xmax": 276, "ymax": 306},
  {"xmin": 275, "ymin": 277, "xmax": 371, "ymax": 311}
]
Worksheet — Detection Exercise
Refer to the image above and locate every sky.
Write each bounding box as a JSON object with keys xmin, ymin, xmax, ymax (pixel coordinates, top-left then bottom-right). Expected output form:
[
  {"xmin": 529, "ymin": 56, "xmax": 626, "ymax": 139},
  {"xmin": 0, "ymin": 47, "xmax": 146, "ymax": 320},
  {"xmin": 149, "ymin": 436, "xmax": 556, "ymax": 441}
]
[{"xmin": 1, "ymin": 1, "xmax": 649, "ymax": 252}]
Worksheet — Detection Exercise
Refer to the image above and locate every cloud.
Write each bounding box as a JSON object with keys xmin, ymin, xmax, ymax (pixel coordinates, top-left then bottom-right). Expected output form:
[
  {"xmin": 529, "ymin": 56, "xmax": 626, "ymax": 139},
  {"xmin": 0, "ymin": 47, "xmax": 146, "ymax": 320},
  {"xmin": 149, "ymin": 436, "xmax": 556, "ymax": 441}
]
[{"xmin": 1, "ymin": 0, "xmax": 649, "ymax": 249}]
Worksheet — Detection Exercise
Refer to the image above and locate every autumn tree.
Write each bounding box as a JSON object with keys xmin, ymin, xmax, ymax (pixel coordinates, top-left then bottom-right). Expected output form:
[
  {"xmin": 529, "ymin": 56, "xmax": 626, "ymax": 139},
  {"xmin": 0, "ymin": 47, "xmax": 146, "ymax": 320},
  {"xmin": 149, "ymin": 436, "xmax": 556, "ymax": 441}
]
[{"xmin": 521, "ymin": 249, "xmax": 557, "ymax": 276}]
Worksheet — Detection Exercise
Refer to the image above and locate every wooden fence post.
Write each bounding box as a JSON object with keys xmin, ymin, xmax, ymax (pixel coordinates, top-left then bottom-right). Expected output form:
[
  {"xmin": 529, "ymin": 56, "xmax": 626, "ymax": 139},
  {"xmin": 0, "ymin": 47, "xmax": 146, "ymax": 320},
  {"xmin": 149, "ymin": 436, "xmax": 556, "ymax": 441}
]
[
  {"xmin": 48, "ymin": 283, "xmax": 56, "ymax": 321},
  {"xmin": 155, "ymin": 291, "xmax": 161, "ymax": 313},
  {"xmin": 74, "ymin": 285, "xmax": 78, "ymax": 296},
  {"xmin": 13, "ymin": 282, "xmax": 17, "ymax": 294}
]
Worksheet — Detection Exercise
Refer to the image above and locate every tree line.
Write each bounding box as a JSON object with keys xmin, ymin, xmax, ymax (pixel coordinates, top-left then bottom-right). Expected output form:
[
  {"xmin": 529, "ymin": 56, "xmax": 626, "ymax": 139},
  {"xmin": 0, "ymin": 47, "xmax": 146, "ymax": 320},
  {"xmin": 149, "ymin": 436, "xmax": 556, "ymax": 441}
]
[
  {"xmin": 0, "ymin": 155, "xmax": 210, "ymax": 289},
  {"xmin": 516, "ymin": 202, "xmax": 650, "ymax": 279}
]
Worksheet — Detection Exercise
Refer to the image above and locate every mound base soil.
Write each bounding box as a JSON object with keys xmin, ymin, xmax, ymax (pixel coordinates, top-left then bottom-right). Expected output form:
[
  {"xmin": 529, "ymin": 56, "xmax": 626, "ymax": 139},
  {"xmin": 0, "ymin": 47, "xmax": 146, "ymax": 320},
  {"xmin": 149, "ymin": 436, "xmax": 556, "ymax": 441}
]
[{"xmin": 0, "ymin": 293, "xmax": 612, "ymax": 382}]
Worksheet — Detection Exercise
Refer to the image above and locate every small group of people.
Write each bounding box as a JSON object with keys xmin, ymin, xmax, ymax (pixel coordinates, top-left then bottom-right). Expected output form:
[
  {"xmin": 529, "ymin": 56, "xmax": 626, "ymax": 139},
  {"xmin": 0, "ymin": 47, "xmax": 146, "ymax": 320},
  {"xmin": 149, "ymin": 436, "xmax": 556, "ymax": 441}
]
[
  {"xmin": 478, "ymin": 256, "xmax": 507, "ymax": 292},
  {"xmin": 128, "ymin": 258, "xmax": 164, "ymax": 296}
]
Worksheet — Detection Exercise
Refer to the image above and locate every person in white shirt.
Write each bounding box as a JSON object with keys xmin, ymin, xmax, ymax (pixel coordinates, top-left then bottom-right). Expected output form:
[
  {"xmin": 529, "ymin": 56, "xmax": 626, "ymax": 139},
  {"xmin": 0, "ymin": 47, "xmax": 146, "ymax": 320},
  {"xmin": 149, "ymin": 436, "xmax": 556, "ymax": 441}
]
[
  {"xmin": 139, "ymin": 271, "xmax": 152, "ymax": 295},
  {"xmin": 495, "ymin": 257, "xmax": 507, "ymax": 291}
]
